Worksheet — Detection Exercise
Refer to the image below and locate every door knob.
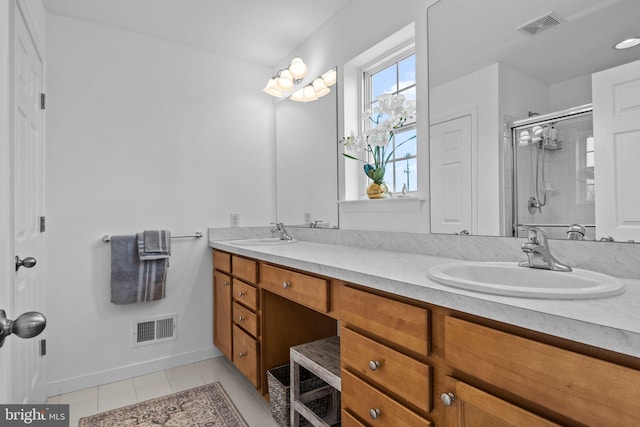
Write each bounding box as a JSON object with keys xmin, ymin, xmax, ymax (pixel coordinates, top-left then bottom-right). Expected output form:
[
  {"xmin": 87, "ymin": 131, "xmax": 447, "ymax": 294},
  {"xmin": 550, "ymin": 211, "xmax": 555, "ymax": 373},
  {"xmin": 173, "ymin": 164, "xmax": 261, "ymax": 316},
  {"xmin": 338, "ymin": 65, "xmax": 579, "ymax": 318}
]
[
  {"xmin": 15, "ymin": 256, "xmax": 37, "ymax": 271},
  {"xmin": 0, "ymin": 310, "xmax": 46, "ymax": 348}
]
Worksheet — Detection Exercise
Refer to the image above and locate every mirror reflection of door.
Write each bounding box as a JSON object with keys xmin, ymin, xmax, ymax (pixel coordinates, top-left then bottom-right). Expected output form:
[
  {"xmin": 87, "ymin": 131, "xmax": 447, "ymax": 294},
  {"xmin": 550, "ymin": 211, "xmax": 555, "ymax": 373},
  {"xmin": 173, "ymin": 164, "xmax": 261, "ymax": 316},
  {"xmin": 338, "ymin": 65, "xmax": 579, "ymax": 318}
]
[
  {"xmin": 593, "ymin": 59, "xmax": 640, "ymax": 242},
  {"xmin": 430, "ymin": 115, "xmax": 472, "ymax": 234}
]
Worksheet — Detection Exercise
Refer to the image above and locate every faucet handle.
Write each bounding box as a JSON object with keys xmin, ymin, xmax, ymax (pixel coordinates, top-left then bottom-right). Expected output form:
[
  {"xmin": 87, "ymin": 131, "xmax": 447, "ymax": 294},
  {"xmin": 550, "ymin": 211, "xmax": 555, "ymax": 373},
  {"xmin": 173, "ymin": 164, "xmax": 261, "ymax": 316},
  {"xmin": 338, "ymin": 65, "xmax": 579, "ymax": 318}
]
[{"xmin": 525, "ymin": 227, "xmax": 548, "ymax": 245}]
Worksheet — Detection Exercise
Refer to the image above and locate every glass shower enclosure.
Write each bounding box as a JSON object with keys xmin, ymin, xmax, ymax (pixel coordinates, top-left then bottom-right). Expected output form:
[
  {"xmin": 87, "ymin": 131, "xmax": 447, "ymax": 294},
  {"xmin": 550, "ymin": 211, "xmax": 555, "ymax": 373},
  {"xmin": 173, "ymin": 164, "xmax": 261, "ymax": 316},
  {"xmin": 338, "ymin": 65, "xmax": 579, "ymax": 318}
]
[{"xmin": 510, "ymin": 105, "xmax": 595, "ymax": 239}]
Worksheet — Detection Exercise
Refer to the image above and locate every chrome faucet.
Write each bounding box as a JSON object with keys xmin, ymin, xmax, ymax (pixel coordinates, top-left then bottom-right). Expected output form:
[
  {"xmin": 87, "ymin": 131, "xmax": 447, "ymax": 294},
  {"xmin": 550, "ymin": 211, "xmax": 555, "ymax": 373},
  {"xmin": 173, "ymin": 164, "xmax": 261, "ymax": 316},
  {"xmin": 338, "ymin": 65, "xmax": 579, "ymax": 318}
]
[
  {"xmin": 566, "ymin": 224, "xmax": 585, "ymax": 240},
  {"xmin": 519, "ymin": 227, "xmax": 572, "ymax": 271},
  {"xmin": 271, "ymin": 222, "xmax": 293, "ymax": 241}
]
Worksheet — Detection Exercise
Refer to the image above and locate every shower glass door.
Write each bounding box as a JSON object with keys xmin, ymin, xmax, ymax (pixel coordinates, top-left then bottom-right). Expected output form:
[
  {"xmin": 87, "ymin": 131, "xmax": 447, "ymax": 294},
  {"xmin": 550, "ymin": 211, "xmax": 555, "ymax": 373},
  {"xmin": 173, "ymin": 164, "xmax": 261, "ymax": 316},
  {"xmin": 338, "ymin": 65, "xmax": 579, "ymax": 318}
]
[{"xmin": 511, "ymin": 105, "xmax": 594, "ymax": 239}]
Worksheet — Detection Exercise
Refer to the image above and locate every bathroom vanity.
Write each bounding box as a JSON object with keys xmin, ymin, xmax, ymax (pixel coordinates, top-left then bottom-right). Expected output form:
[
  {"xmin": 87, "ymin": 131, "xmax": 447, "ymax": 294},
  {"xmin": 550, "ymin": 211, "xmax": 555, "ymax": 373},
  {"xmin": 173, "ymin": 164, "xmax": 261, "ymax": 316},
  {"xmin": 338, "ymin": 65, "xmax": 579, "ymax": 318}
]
[{"xmin": 210, "ymin": 238, "xmax": 640, "ymax": 427}]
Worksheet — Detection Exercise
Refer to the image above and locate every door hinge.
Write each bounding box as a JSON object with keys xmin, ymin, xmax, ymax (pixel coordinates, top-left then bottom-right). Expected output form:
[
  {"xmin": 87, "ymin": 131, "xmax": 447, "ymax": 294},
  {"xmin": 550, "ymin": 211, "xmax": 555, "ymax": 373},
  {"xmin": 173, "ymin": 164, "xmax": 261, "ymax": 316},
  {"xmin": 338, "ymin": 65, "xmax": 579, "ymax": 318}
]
[
  {"xmin": 40, "ymin": 93, "xmax": 46, "ymax": 110},
  {"xmin": 40, "ymin": 216, "xmax": 46, "ymax": 233},
  {"xmin": 40, "ymin": 339, "xmax": 46, "ymax": 356}
]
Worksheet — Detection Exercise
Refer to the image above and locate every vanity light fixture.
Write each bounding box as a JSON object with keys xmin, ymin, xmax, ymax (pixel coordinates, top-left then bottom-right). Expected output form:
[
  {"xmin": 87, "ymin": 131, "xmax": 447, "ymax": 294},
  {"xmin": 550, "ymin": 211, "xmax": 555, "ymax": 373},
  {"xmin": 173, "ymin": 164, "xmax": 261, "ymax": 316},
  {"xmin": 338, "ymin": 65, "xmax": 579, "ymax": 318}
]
[
  {"xmin": 289, "ymin": 67, "xmax": 337, "ymax": 102},
  {"xmin": 288, "ymin": 57, "xmax": 308, "ymax": 79},
  {"xmin": 263, "ymin": 57, "xmax": 309, "ymax": 98},
  {"xmin": 312, "ymin": 78, "xmax": 330, "ymax": 97},
  {"xmin": 263, "ymin": 78, "xmax": 284, "ymax": 97},
  {"xmin": 614, "ymin": 36, "xmax": 640, "ymax": 50}
]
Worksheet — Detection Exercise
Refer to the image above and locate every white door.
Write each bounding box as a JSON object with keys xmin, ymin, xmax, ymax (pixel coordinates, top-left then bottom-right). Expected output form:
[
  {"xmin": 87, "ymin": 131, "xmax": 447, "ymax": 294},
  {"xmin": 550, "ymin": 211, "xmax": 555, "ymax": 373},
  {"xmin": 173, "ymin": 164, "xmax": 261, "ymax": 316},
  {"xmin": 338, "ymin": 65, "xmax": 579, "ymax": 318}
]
[
  {"xmin": 12, "ymin": 3, "xmax": 46, "ymax": 404},
  {"xmin": 592, "ymin": 59, "xmax": 640, "ymax": 242},
  {"xmin": 430, "ymin": 115, "xmax": 472, "ymax": 234}
]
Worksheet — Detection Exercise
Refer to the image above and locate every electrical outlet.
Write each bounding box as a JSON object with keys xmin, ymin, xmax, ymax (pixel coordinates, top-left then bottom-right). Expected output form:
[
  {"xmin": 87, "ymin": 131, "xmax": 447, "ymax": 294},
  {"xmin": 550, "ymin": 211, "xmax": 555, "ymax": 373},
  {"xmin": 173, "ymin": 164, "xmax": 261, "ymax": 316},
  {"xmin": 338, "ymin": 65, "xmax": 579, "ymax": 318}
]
[
  {"xmin": 304, "ymin": 212, "xmax": 312, "ymax": 224},
  {"xmin": 230, "ymin": 213, "xmax": 239, "ymax": 227}
]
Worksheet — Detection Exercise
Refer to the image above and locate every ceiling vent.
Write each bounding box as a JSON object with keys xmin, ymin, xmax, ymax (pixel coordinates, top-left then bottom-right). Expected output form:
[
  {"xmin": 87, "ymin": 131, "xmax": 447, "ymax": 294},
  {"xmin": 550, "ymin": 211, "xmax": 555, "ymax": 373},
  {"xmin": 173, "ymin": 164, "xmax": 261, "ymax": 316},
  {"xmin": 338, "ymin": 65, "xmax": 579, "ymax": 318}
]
[{"xmin": 517, "ymin": 12, "xmax": 565, "ymax": 37}]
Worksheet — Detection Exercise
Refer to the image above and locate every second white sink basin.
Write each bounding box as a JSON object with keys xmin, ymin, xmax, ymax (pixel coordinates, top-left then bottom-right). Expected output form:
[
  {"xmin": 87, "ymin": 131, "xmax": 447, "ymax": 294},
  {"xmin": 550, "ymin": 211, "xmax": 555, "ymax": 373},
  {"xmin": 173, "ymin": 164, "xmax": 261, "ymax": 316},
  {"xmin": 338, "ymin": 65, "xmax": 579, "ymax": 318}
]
[
  {"xmin": 427, "ymin": 262, "xmax": 624, "ymax": 299},
  {"xmin": 228, "ymin": 237, "xmax": 298, "ymax": 246}
]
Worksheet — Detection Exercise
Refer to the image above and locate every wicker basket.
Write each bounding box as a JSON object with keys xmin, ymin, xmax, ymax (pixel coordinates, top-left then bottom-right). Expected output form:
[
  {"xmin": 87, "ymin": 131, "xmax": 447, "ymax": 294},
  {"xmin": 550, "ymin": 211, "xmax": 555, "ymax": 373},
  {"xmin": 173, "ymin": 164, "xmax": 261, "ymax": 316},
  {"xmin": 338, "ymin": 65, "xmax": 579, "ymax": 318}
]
[{"xmin": 267, "ymin": 364, "xmax": 330, "ymax": 427}]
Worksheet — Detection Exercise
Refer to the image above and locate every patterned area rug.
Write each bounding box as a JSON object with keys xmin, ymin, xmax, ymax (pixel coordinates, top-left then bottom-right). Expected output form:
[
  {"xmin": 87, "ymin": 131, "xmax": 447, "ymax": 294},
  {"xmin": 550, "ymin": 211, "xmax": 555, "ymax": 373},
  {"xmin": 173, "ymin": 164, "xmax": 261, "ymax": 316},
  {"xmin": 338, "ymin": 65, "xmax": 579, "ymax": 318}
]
[{"xmin": 78, "ymin": 382, "xmax": 248, "ymax": 427}]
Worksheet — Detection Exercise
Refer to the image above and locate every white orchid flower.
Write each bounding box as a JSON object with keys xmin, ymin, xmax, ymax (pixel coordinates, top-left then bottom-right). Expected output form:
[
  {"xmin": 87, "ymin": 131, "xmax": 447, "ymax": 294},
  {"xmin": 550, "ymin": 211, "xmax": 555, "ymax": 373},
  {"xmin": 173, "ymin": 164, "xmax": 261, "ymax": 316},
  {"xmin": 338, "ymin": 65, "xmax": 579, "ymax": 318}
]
[{"xmin": 366, "ymin": 128, "xmax": 390, "ymax": 147}]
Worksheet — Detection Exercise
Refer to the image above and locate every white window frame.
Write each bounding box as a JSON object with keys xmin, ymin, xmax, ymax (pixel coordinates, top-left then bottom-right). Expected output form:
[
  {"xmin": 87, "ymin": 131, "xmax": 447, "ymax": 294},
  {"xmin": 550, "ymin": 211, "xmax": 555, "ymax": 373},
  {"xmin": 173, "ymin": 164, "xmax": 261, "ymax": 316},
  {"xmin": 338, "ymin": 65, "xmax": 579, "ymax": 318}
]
[{"xmin": 360, "ymin": 45, "xmax": 417, "ymax": 195}]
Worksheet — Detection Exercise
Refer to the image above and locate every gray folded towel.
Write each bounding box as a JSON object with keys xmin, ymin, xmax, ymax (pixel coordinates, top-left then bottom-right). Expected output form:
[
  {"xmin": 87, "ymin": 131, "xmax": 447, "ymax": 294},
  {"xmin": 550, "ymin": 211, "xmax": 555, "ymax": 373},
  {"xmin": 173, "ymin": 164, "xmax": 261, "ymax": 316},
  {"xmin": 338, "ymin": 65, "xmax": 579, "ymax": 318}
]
[
  {"xmin": 137, "ymin": 230, "xmax": 171, "ymax": 260},
  {"xmin": 111, "ymin": 235, "xmax": 168, "ymax": 304}
]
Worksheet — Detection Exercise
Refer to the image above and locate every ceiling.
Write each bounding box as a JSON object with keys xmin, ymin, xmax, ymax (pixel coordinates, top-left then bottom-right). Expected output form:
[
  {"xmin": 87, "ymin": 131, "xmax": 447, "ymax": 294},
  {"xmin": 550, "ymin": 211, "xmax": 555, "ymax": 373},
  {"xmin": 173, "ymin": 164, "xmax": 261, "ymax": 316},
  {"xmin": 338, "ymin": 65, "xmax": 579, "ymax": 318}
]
[
  {"xmin": 428, "ymin": 0, "xmax": 640, "ymax": 87},
  {"xmin": 43, "ymin": 0, "xmax": 352, "ymax": 67}
]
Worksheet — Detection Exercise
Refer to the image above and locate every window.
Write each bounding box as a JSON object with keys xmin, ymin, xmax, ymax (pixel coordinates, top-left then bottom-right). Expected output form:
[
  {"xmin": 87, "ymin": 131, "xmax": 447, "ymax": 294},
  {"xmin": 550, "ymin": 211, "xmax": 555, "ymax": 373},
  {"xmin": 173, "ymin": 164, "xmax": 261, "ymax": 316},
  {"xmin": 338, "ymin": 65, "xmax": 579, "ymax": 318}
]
[{"xmin": 364, "ymin": 51, "xmax": 417, "ymax": 193}]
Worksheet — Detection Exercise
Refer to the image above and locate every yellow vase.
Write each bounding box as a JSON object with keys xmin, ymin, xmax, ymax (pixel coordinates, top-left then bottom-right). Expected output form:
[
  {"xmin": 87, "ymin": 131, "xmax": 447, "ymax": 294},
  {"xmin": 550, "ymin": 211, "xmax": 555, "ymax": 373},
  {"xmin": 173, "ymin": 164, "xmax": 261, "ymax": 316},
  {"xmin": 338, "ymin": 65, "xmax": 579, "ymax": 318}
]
[{"xmin": 366, "ymin": 182, "xmax": 391, "ymax": 199}]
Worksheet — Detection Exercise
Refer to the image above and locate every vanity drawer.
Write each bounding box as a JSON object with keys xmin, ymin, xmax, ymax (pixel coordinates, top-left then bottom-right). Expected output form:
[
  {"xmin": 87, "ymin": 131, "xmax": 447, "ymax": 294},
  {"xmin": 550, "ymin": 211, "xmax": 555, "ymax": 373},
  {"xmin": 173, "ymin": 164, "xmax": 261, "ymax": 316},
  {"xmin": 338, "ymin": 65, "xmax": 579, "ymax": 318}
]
[
  {"xmin": 341, "ymin": 410, "xmax": 366, "ymax": 427},
  {"xmin": 233, "ymin": 302, "xmax": 258, "ymax": 337},
  {"xmin": 213, "ymin": 250, "xmax": 231, "ymax": 273},
  {"xmin": 445, "ymin": 316, "xmax": 640, "ymax": 426},
  {"xmin": 341, "ymin": 326, "xmax": 431, "ymax": 412},
  {"xmin": 342, "ymin": 369, "xmax": 432, "ymax": 427},
  {"xmin": 232, "ymin": 325, "xmax": 260, "ymax": 388},
  {"xmin": 233, "ymin": 279, "xmax": 259, "ymax": 310},
  {"xmin": 261, "ymin": 264, "xmax": 329, "ymax": 313},
  {"xmin": 340, "ymin": 286, "xmax": 429, "ymax": 355},
  {"xmin": 232, "ymin": 255, "xmax": 258, "ymax": 284}
]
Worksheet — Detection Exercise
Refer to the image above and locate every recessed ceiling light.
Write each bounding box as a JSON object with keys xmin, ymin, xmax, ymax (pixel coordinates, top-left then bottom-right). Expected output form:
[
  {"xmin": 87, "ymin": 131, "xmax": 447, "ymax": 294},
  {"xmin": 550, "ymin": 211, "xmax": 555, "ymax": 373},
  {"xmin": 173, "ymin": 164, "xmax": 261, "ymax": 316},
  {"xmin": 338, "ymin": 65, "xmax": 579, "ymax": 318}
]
[{"xmin": 614, "ymin": 37, "xmax": 640, "ymax": 50}]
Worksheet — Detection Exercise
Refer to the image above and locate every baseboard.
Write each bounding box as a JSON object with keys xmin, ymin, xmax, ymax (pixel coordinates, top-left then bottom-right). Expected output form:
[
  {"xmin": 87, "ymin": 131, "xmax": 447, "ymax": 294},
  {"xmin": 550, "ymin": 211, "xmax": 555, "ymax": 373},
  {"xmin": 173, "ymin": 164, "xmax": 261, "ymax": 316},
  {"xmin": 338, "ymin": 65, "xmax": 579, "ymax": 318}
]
[{"xmin": 46, "ymin": 347, "xmax": 222, "ymax": 397}]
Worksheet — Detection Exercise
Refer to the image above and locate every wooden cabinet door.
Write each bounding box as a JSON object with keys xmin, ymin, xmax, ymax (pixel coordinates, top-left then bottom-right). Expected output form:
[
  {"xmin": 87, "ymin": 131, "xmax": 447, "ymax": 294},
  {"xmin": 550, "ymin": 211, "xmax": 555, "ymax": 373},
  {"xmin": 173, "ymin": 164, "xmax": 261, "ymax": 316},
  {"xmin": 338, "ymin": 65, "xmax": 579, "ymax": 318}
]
[
  {"xmin": 213, "ymin": 270, "xmax": 232, "ymax": 360},
  {"xmin": 442, "ymin": 378, "xmax": 560, "ymax": 427},
  {"xmin": 233, "ymin": 325, "xmax": 260, "ymax": 388},
  {"xmin": 445, "ymin": 316, "xmax": 640, "ymax": 426}
]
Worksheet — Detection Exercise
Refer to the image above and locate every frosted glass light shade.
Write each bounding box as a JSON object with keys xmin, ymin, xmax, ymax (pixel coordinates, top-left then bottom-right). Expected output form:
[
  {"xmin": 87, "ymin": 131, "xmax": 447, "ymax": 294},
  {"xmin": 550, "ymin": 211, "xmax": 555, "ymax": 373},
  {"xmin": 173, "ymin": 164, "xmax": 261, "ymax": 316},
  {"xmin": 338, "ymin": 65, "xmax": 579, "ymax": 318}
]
[
  {"xmin": 289, "ymin": 87, "xmax": 305, "ymax": 102},
  {"xmin": 263, "ymin": 78, "xmax": 284, "ymax": 97},
  {"xmin": 302, "ymin": 85, "xmax": 318, "ymax": 102},
  {"xmin": 321, "ymin": 68, "xmax": 337, "ymax": 86},
  {"xmin": 312, "ymin": 78, "xmax": 330, "ymax": 97},
  {"xmin": 289, "ymin": 57, "xmax": 308, "ymax": 79},
  {"xmin": 276, "ymin": 70, "xmax": 294, "ymax": 90}
]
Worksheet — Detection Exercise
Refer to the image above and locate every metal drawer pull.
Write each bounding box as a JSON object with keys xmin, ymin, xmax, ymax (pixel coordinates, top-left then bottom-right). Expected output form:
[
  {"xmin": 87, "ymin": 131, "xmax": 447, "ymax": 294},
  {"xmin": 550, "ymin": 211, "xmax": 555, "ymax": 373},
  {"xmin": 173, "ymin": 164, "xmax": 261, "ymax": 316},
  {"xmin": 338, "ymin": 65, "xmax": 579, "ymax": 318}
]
[
  {"xmin": 238, "ymin": 351, "xmax": 246, "ymax": 359},
  {"xmin": 224, "ymin": 281, "xmax": 229, "ymax": 287},
  {"xmin": 238, "ymin": 316, "xmax": 246, "ymax": 322},
  {"xmin": 238, "ymin": 291, "xmax": 246, "ymax": 297},
  {"xmin": 441, "ymin": 392, "xmax": 456, "ymax": 407},
  {"xmin": 369, "ymin": 360, "xmax": 381, "ymax": 371},
  {"xmin": 282, "ymin": 281, "xmax": 291, "ymax": 289},
  {"xmin": 369, "ymin": 408, "xmax": 381, "ymax": 420}
]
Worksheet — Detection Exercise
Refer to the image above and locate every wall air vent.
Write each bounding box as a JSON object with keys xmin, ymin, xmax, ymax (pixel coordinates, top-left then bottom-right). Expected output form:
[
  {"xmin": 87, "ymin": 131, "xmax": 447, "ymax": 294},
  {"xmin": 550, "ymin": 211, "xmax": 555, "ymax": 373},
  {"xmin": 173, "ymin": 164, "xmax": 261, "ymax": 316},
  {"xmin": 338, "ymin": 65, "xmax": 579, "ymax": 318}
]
[
  {"xmin": 517, "ymin": 12, "xmax": 565, "ymax": 37},
  {"xmin": 133, "ymin": 314, "xmax": 178, "ymax": 347}
]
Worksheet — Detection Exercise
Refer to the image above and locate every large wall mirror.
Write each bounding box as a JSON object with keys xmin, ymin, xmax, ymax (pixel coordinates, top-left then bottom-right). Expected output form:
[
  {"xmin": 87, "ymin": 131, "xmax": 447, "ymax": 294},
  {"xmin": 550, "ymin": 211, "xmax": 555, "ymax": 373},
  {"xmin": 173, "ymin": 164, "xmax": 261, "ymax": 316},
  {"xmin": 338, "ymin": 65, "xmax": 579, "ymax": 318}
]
[
  {"xmin": 428, "ymin": 0, "xmax": 640, "ymax": 242},
  {"xmin": 275, "ymin": 70, "xmax": 339, "ymax": 228}
]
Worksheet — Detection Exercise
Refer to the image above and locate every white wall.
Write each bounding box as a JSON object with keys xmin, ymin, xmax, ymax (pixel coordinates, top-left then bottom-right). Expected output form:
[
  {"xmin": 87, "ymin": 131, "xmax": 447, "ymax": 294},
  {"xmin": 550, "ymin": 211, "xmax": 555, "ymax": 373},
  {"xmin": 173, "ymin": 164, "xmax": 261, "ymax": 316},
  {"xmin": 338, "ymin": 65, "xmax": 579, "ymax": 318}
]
[
  {"xmin": 45, "ymin": 14, "xmax": 275, "ymax": 395},
  {"xmin": 274, "ymin": 0, "xmax": 433, "ymax": 233},
  {"xmin": 549, "ymin": 74, "xmax": 592, "ymax": 111}
]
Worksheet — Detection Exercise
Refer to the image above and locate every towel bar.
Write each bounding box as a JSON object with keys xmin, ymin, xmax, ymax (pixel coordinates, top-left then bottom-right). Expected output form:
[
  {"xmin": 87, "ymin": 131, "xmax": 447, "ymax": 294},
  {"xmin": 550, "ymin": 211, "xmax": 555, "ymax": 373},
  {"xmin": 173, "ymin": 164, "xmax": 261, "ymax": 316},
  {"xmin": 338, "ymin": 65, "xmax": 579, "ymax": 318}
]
[{"xmin": 102, "ymin": 232, "xmax": 202, "ymax": 243}]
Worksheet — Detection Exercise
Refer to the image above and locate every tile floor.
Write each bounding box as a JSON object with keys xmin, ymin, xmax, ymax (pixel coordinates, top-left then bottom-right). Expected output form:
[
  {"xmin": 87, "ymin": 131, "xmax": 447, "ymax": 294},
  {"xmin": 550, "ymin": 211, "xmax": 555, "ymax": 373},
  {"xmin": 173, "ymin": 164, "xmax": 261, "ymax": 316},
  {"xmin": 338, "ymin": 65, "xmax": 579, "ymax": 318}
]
[{"xmin": 46, "ymin": 357, "xmax": 279, "ymax": 427}]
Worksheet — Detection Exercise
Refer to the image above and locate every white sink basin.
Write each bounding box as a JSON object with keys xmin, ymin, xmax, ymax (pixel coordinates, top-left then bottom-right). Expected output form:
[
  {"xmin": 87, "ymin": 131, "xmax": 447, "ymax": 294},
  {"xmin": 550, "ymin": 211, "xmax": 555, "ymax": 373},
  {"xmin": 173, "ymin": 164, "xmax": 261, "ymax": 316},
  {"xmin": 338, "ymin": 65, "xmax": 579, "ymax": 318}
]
[
  {"xmin": 228, "ymin": 237, "xmax": 298, "ymax": 246},
  {"xmin": 427, "ymin": 262, "xmax": 624, "ymax": 299}
]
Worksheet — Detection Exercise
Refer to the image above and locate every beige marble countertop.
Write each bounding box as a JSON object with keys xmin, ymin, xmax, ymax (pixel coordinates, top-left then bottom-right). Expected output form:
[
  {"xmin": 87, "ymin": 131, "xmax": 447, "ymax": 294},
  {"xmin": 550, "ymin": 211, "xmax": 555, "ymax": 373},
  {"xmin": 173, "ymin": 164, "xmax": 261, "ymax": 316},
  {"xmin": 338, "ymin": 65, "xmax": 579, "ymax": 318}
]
[{"xmin": 209, "ymin": 234, "xmax": 640, "ymax": 358}]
